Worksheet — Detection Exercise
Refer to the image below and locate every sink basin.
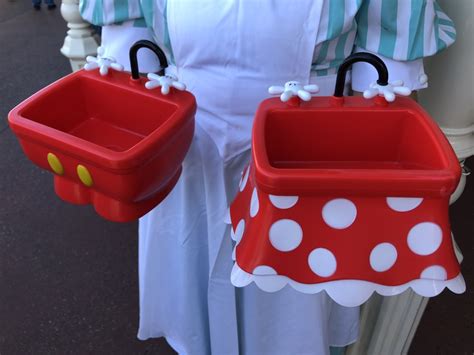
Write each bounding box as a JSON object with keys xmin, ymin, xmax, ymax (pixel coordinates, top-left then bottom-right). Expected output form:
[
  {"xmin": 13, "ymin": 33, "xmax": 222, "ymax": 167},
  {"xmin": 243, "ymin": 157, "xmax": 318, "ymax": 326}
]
[
  {"xmin": 253, "ymin": 96, "xmax": 460, "ymax": 197},
  {"xmin": 8, "ymin": 69, "xmax": 196, "ymax": 222}
]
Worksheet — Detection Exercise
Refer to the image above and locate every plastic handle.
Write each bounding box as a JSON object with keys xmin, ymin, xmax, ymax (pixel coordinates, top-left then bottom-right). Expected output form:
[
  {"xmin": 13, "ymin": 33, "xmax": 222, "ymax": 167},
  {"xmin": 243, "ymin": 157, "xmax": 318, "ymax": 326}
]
[
  {"xmin": 334, "ymin": 52, "xmax": 388, "ymax": 97},
  {"xmin": 129, "ymin": 40, "xmax": 168, "ymax": 79}
]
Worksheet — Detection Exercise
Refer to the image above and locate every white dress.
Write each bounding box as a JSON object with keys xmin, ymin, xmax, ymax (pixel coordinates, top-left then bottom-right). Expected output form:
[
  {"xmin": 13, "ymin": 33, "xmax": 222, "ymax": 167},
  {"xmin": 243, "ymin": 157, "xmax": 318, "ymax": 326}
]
[{"xmin": 138, "ymin": 3, "xmax": 360, "ymax": 354}]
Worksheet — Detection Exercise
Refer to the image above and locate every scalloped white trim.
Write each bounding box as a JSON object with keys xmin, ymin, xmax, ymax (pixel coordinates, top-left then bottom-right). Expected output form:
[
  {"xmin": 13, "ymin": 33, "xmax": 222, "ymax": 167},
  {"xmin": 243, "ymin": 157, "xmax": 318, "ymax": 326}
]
[{"xmin": 230, "ymin": 263, "xmax": 465, "ymax": 307}]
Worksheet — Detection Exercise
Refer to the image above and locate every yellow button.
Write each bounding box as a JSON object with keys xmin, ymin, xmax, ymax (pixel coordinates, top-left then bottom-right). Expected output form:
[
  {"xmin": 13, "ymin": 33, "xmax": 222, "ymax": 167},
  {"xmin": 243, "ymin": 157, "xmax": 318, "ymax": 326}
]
[
  {"xmin": 77, "ymin": 165, "xmax": 93, "ymax": 187},
  {"xmin": 47, "ymin": 153, "xmax": 64, "ymax": 175}
]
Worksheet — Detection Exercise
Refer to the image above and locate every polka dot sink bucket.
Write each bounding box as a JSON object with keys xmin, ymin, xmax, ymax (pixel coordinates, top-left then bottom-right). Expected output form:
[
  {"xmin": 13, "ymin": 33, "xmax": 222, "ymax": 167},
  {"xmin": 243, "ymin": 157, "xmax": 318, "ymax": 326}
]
[
  {"xmin": 228, "ymin": 54, "xmax": 465, "ymax": 306},
  {"xmin": 8, "ymin": 41, "xmax": 196, "ymax": 222}
]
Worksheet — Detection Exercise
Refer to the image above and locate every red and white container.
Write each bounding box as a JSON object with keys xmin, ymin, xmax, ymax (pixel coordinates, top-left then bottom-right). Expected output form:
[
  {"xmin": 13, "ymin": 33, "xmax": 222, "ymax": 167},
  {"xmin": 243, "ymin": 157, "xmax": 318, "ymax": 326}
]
[{"xmin": 228, "ymin": 53, "xmax": 465, "ymax": 306}]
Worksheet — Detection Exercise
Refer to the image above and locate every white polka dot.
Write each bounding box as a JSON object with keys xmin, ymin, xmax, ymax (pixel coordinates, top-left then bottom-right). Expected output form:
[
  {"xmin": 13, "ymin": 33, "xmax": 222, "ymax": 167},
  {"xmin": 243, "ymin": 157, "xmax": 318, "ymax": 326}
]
[
  {"xmin": 250, "ymin": 188, "xmax": 259, "ymax": 217},
  {"xmin": 232, "ymin": 219, "xmax": 245, "ymax": 244},
  {"xmin": 269, "ymin": 195, "xmax": 299, "ymax": 209},
  {"xmin": 387, "ymin": 197, "xmax": 423, "ymax": 212},
  {"xmin": 420, "ymin": 265, "xmax": 447, "ymax": 280},
  {"xmin": 308, "ymin": 248, "xmax": 337, "ymax": 277},
  {"xmin": 224, "ymin": 208, "xmax": 231, "ymax": 224},
  {"xmin": 269, "ymin": 219, "xmax": 303, "ymax": 252},
  {"xmin": 407, "ymin": 222, "xmax": 442, "ymax": 256},
  {"xmin": 370, "ymin": 243, "xmax": 398, "ymax": 272},
  {"xmin": 419, "ymin": 73, "xmax": 428, "ymax": 85},
  {"xmin": 322, "ymin": 199, "xmax": 357, "ymax": 229},
  {"xmin": 253, "ymin": 265, "xmax": 277, "ymax": 275},
  {"xmin": 239, "ymin": 166, "xmax": 250, "ymax": 191}
]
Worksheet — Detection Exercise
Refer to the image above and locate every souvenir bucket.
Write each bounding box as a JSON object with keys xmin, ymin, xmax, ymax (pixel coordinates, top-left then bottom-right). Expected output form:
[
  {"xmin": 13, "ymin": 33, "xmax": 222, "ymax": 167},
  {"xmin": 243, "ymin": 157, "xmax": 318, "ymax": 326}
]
[
  {"xmin": 229, "ymin": 53, "xmax": 465, "ymax": 306},
  {"xmin": 8, "ymin": 41, "xmax": 196, "ymax": 222}
]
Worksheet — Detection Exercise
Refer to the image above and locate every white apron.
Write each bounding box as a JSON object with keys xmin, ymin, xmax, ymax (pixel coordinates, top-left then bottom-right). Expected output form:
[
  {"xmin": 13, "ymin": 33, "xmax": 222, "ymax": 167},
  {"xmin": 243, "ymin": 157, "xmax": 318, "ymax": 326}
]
[{"xmin": 138, "ymin": 1, "xmax": 359, "ymax": 354}]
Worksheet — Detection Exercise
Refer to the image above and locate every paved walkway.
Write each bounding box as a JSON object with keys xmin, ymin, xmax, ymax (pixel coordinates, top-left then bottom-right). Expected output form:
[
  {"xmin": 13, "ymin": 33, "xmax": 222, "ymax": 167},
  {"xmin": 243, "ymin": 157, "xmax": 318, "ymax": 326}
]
[
  {"xmin": 0, "ymin": 2, "xmax": 472, "ymax": 354},
  {"xmin": 0, "ymin": 2, "xmax": 174, "ymax": 354}
]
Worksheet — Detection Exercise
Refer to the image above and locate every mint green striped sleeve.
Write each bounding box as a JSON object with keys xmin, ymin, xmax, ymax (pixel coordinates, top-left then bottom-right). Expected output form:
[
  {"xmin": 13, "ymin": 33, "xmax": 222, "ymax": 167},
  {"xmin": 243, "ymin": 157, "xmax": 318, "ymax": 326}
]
[
  {"xmin": 356, "ymin": 0, "xmax": 456, "ymax": 61},
  {"xmin": 311, "ymin": 0, "xmax": 360, "ymax": 76},
  {"xmin": 79, "ymin": 0, "xmax": 146, "ymax": 27}
]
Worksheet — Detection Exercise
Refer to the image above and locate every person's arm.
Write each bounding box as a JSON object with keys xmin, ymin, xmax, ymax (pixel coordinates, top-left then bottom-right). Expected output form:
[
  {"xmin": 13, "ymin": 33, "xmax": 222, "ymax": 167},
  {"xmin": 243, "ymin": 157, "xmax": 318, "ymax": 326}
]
[
  {"xmin": 352, "ymin": 0, "xmax": 456, "ymax": 94},
  {"xmin": 79, "ymin": 0, "xmax": 161, "ymax": 73}
]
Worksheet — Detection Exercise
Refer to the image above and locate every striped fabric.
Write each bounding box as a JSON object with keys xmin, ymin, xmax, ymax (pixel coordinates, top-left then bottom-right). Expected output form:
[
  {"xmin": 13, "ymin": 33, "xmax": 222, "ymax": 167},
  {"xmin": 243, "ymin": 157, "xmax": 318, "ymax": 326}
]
[
  {"xmin": 79, "ymin": 0, "xmax": 456, "ymax": 75},
  {"xmin": 356, "ymin": 0, "xmax": 457, "ymax": 61},
  {"xmin": 79, "ymin": 0, "xmax": 144, "ymax": 26}
]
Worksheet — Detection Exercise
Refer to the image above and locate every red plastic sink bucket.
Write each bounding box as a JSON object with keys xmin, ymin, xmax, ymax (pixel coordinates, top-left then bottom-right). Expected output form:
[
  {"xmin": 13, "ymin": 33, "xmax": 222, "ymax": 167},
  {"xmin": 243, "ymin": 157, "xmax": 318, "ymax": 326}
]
[
  {"xmin": 8, "ymin": 58, "xmax": 196, "ymax": 222},
  {"xmin": 228, "ymin": 54, "xmax": 463, "ymax": 300},
  {"xmin": 229, "ymin": 95, "xmax": 462, "ymax": 298}
]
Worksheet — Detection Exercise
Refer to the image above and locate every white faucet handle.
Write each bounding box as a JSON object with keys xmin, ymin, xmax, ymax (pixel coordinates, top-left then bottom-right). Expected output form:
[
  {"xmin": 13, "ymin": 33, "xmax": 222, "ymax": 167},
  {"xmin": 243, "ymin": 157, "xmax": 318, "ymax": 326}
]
[
  {"xmin": 84, "ymin": 46, "xmax": 124, "ymax": 76},
  {"xmin": 363, "ymin": 80, "xmax": 412, "ymax": 103},
  {"xmin": 145, "ymin": 73, "xmax": 187, "ymax": 95},
  {"xmin": 268, "ymin": 81, "xmax": 319, "ymax": 102}
]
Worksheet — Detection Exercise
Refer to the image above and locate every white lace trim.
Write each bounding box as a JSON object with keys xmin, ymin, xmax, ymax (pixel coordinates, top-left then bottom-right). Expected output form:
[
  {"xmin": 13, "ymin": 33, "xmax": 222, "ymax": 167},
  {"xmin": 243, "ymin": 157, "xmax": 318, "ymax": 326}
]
[{"xmin": 230, "ymin": 263, "xmax": 466, "ymax": 307}]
